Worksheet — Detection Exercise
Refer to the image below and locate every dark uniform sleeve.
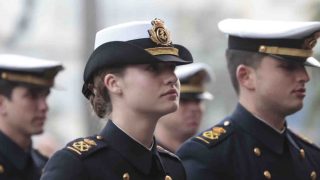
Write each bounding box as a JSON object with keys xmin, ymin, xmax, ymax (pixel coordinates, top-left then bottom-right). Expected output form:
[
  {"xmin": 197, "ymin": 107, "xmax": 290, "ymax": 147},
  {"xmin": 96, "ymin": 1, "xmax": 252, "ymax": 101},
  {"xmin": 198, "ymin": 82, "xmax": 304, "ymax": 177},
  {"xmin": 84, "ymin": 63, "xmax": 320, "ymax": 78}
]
[
  {"xmin": 177, "ymin": 123, "xmax": 234, "ymax": 180},
  {"xmin": 40, "ymin": 149, "xmax": 88, "ymax": 180},
  {"xmin": 177, "ymin": 140, "xmax": 216, "ymax": 180}
]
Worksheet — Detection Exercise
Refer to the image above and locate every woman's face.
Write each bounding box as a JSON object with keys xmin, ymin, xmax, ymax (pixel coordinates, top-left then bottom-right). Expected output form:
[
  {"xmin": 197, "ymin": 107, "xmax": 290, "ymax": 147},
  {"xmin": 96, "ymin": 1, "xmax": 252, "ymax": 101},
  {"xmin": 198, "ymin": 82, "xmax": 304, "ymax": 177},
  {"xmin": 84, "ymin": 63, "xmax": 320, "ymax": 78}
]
[{"xmin": 118, "ymin": 62, "xmax": 180, "ymax": 118}]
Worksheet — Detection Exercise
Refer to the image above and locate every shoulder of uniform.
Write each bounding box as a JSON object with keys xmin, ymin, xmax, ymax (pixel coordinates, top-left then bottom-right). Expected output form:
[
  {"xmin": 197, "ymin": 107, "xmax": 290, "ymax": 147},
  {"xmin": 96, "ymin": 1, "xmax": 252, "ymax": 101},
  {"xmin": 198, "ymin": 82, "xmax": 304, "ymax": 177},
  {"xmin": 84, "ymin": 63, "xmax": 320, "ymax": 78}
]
[
  {"xmin": 192, "ymin": 120, "xmax": 234, "ymax": 148},
  {"xmin": 288, "ymin": 128, "xmax": 320, "ymax": 151},
  {"xmin": 65, "ymin": 135, "xmax": 107, "ymax": 159},
  {"xmin": 157, "ymin": 145, "xmax": 180, "ymax": 160}
]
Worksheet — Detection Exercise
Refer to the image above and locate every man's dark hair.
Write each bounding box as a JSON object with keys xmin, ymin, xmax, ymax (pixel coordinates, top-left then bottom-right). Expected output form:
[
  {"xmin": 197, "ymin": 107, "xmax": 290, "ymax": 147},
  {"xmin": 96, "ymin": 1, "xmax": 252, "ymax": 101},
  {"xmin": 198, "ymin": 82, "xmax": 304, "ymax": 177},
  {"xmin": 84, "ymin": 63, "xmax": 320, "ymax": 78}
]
[
  {"xmin": 0, "ymin": 80, "xmax": 19, "ymax": 99},
  {"xmin": 226, "ymin": 49, "xmax": 265, "ymax": 95}
]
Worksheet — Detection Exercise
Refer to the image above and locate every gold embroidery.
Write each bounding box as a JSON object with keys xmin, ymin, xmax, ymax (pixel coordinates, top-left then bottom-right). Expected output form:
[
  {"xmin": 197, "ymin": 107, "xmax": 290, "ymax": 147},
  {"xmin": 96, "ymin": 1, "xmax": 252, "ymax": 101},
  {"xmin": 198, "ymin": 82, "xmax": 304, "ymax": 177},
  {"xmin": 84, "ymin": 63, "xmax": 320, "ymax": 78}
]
[
  {"xmin": 259, "ymin": 45, "xmax": 313, "ymax": 57},
  {"xmin": 73, "ymin": 141, "xmax": 90, "ymax": 151},
  {"xmin": 302, "ymin": 31, "xmax": 320, "ymax": 49},
  {"xmin": 202, "ymin": 127, "xmax": 227, "ymax": 140},
  {"xmin": 196, "ymin": 136, "xmax": 210, "ymax": 144},
  {"xmin": 148, "ymin": 18, "xmax": 172, "ymax": 46},
  {"xmin": 67, "ymin": 146, "xmax": 82, "ymax": 155},
  {"xmin": 84, "ymin": 138, "xmax": 97, "ymax": 146}
]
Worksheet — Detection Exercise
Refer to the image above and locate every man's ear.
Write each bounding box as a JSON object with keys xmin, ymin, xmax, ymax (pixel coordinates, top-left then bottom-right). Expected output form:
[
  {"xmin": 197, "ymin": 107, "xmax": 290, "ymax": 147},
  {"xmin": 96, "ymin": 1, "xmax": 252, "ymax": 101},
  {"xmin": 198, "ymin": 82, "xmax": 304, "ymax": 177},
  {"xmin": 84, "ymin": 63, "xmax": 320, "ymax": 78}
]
[
  {"xmin": 104, "ymin": 74, "xmax": 122, "ymax": 95},
  {"xmin": 236, "ymin": 64, "xmax": 255, "ymax": 91}
]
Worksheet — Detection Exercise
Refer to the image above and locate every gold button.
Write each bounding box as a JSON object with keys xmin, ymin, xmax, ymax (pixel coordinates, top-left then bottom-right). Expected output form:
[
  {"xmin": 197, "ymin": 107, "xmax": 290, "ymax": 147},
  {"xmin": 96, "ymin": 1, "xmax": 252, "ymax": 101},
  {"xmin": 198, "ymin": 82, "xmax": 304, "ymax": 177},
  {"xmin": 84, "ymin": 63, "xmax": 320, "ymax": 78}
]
[
  {"xmin": 263, "ymin": 170, "xmax": 271, "ymax": 179},
  {"xmin": 224, "ymin": 121, "xmax": 230, "ymax": 126},
  {"xmin": 0, "ymin": 164, "xmax": 4, "ymax": 174},
  {"xmin": 311, "ymin": 171, "xmax": 317, "ymax": 180},
  {"xmin": 123, "ymin": 172, "xmax": 130, "ymax": 180},
  {"xmin": 300, "ymin": 149, "xmax": 305, "ymax": 159},
  {"xmin": 253, "ymin": 147, "xmax": 261, "ymax": 156},
  {"xmin": 259, "ymin": 46, "xmax": 266, "ymax": 52},
  {"xmin": 96, "ymin": 135, "xmax": 103, "ymax": 140},
  {"xmin": 1, "ymin": 72, "xmax": 7, "ymax": 79},
  {"xmin": 165, "ymin": 175, "xmax": 172, "ymax": 180}
]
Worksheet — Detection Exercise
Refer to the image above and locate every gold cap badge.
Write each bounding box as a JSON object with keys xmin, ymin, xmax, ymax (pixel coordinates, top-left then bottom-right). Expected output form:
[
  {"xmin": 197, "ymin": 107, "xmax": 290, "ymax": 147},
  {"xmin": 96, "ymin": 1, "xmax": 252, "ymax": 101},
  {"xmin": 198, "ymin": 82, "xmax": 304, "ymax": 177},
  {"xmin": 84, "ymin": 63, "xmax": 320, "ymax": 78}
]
[
  {"xmin": 302, "ymin": 31, "xmax": 320, "ymax": 50},
  {"xmin": 148, "ymin": 18, "xmax": 172, "ymax": 46}
]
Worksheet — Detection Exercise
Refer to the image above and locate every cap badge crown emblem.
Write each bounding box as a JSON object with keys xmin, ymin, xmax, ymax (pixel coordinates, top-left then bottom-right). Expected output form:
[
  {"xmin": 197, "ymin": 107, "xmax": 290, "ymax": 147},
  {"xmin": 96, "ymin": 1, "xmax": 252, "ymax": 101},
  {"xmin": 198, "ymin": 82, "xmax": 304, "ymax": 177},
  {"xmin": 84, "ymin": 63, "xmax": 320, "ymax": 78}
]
[
  {"xmin": 148, "ymin": 18, "xmax": 172, "ymax": 46},
  {"xmin": 302, "ymin": 31, "xmax": 320, "ymax": 50}
]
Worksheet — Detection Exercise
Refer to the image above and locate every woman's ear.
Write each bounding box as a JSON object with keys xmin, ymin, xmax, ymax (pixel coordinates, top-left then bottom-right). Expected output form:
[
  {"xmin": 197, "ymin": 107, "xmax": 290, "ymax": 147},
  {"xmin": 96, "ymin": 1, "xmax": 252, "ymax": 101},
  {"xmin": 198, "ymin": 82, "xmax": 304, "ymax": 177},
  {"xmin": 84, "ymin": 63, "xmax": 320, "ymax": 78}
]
[
  {"xmin": 104, "ymin": 74, "xmax": 122, "ymax": 94},
  {"xmin": 236, "ymin": 64, "xmax": 255, "ymax": 91}
]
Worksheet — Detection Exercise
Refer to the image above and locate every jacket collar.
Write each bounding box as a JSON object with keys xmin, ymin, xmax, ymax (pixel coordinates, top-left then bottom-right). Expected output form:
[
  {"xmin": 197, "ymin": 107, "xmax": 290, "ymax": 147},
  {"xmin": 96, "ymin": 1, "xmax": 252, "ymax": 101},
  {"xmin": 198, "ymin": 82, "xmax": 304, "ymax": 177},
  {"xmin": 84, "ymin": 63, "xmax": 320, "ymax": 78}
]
[
  {"xmin": 0, "ymin": 131, "xmax": 30, "ymax": 170},
  {"xmin": 100, "ymin": 120, "xmax": 165, "ymax": 175},
  {"xmin": 231, "ymin": 103, "xmax": 286, "ymax": 154}
]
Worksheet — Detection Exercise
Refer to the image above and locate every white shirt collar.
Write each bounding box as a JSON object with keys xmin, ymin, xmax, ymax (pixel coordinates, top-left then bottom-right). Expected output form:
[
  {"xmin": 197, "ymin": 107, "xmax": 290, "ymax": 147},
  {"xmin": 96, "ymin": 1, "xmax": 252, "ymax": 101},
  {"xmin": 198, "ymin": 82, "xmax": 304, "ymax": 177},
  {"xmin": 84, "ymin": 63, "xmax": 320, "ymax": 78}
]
[{"xmin": 253, "ymin": 115, "xmax": 286, "ymax": 134}]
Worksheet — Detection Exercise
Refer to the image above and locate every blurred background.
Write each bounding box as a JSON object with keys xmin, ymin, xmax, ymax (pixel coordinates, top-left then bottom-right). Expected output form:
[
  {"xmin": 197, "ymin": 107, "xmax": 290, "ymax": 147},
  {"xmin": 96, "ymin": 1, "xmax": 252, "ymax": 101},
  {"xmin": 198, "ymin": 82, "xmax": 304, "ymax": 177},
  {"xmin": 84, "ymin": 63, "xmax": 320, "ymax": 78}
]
[{"xmin": 0, "ymin": 0, "xmax": 319, "ymax": 154}]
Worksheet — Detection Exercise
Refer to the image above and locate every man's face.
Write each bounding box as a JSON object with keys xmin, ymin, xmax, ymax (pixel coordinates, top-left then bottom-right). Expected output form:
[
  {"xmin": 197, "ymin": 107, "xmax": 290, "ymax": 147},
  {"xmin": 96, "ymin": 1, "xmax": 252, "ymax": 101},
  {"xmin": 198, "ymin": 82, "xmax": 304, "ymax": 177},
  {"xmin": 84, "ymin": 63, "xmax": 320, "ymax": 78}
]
[
  {"xmin": 253, "ymin": 56, "xmax": 310, "ymax": 116},
  {"xmin": 0, "ymin": 86, "xmax": 50, "ymax": 137},
  {"xmin": 160, "ymin": 98, "xmax": 204, "ymax": 141}
]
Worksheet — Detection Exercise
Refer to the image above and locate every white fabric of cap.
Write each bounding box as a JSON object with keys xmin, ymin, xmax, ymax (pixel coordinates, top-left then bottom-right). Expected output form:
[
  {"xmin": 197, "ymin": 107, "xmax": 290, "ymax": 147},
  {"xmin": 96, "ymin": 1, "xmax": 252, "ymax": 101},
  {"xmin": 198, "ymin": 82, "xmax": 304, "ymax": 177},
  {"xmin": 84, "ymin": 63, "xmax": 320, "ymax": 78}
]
[
  {"xmin": 0, "ymin": 54, "xmax": 61, "ymax": 69},
  {"xmin": 175, "ymin": 62, "xmax": 214, "ymax": 82},
  {"xmin": 94, "ymin": 21, "xmax": 151, "ymax": 49},
  {"xmin": 218, "ymin": 19, "xmax": 320, "ymax": 39}
]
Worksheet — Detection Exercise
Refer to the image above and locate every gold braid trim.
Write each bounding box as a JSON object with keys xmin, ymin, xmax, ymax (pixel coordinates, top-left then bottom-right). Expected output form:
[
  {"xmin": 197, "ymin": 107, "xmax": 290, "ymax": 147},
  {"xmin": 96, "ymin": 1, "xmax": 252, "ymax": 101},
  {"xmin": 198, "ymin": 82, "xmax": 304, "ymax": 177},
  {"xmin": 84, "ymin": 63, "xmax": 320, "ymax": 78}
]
[{"xmin": 259, "ymin": 45, "xmax": 313, "ymax": 57}]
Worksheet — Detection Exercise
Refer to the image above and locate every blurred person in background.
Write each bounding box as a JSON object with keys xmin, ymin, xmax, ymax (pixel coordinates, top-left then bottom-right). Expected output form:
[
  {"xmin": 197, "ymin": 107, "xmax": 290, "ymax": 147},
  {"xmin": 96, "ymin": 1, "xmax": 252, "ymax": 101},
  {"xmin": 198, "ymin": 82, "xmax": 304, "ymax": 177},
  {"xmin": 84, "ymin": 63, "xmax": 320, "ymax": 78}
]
[
  {"xmin": 155, "ymin": 62, "xmax": 213, "ymax": 153},
  {"xmin": 0, "ymin": 54, "xmax": 63, "ymax": 180},
  {"xmin": 41, "ymin": 18, "xmax": 193, "ymax": 180},
  {"xmin": 177, "ymin": 19, "xmax": 320, "ymax": 180},
  {"xmin": 33, "ymin": 133, "xmax": 62, "ymax": 158}
]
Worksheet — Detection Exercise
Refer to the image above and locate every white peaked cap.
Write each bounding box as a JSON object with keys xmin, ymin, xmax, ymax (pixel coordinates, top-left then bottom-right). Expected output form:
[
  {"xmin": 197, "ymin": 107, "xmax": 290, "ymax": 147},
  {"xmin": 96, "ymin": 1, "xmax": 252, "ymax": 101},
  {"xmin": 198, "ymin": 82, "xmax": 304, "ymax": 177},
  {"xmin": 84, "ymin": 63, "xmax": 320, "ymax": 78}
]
[
  {"xmin": 0, "ymin": 54, "xmax": 63, "ymax": 87},
  {"xmin": 94, "ymin": 21, "xmax": 151, "ymax": 49},
  {"xmin": 218, "ymin": 19, "xmax": 320, "ymax": 39},
  {"xmin": 175, "ymin": 62, "xmax": 214, "ymax": 82},
  {"xmin": 217, "ymin": 18, "xmax": 320, "ymax": 68},
  {"xmin": 0, "ymin": 54, "xmax": 62, "ymax": 69}
]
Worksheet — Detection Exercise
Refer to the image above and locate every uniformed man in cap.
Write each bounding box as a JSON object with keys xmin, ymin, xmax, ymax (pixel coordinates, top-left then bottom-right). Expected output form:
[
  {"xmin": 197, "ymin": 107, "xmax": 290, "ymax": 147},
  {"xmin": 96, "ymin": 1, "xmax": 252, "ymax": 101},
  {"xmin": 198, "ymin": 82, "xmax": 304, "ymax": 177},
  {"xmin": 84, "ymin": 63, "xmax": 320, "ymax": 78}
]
[
  {"xmin": 155, "ymin": 62, "xmax": 213, "ymax": 153},
  {"xmin": 0, "ymin": 54, "xmax": 63, "ymax": 180},
  {"xmin": 177, "ymin": 19, "xmax": 320, "ymax": 180},
  {"xmin": 41, "ymin": 18, "xmax": 192, "ymax": 180}
]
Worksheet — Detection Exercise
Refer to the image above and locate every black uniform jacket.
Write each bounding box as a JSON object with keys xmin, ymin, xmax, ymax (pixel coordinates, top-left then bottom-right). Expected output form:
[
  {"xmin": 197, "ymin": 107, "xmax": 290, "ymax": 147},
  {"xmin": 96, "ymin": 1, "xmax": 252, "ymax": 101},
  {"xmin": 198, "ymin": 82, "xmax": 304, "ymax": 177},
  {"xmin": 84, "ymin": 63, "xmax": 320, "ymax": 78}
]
[
  {"xmin": 0, "ymin": 131, "xmax": 48, "ymax": 180},
  {"xmin": 177, "ymin": 103, "xmax": 320, "ymax": 180},
  {"xmin": 41, "ymin": 120, "xmax": 186, "ymax": 180}
]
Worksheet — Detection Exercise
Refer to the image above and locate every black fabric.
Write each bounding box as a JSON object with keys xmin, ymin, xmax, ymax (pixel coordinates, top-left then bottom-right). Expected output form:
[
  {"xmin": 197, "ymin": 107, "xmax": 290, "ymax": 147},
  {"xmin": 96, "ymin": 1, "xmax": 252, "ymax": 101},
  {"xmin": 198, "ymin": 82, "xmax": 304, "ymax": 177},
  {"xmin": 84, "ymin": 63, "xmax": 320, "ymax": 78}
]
[
  {"xmin": 228, "ymin": 35, "xmax": 308, "ymax": 62},
  {"xmin": 180, "ymin": 93, "xmax": 204, "ymax": 101},
  {"xmin": 228, "ymin": 35, "xmax": 304, "ymax": 52},
  {"xmin": 0, "ymin": 131, "xmax": 48, "ymax": 180},
  {"xmin": 41, "ymin": 120, "xmax": 186, "ymax": 180}
]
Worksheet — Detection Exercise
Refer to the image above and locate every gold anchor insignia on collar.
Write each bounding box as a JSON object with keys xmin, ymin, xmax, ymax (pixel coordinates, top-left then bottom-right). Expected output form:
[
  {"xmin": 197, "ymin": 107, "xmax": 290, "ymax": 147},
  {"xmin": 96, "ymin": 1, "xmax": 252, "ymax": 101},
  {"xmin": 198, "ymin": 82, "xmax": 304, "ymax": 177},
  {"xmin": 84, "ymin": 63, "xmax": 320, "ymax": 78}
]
[
  {"xmin": 148, "ymin": 18, "xmax": 172, "ymax": 46},
  {"xmin": 202, "ymin": 127, "xmax": 226, "ymax": 140}
]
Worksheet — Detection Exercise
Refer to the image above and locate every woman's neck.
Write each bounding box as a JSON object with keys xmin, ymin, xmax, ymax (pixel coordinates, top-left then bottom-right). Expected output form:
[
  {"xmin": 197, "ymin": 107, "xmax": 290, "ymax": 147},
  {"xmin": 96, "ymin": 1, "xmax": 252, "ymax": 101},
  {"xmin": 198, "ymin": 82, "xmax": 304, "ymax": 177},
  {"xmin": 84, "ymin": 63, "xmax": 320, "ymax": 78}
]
[{"xmin": 111, "ymin": 109, "xmax": 159, "ymax": 149}]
